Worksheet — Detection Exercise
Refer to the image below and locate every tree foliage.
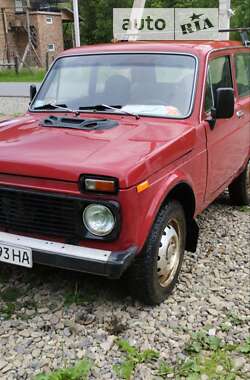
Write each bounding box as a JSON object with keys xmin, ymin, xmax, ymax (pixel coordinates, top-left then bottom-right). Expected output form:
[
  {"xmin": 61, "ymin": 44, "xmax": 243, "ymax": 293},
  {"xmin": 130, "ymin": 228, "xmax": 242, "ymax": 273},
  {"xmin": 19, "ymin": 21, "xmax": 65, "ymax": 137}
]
[{"xmin": 78, "ymin": 0, "xmax": 250, "ymax": 44}]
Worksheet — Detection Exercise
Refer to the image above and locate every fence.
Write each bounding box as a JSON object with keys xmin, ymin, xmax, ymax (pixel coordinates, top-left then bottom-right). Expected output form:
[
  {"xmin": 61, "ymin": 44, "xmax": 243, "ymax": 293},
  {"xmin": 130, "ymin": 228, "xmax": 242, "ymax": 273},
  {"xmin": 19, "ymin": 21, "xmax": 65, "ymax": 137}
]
[{"xmin": 0, "ymin": 56, "xmax": 19, "ymax": 73}]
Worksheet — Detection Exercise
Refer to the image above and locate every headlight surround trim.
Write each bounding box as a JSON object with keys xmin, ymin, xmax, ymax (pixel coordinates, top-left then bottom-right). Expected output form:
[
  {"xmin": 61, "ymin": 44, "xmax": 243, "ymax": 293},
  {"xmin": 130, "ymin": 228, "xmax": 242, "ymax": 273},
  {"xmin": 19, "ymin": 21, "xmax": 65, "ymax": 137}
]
[
  {"xmin": 81, "ymin": 199, "xmax": 120, "ymax": 242},
  {"xmin": 82, "ymin": 203, "xmax": 116, "ymax": 237}
]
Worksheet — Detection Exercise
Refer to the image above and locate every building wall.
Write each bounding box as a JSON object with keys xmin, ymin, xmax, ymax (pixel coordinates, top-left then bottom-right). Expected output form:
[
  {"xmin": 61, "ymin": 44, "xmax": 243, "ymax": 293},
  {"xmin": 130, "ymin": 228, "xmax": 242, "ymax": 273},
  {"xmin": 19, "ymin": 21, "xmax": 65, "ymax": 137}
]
[
  {"xmin": 0, "ymin": 0, "xmax": 14, "ymax": 7},
  {"xmin": 0, "ymin": 1, "xmax": 65, "ymax": 67},
  {"xmin": 30, "ymin": 12, "xmax": 64, "ymax": 67}
]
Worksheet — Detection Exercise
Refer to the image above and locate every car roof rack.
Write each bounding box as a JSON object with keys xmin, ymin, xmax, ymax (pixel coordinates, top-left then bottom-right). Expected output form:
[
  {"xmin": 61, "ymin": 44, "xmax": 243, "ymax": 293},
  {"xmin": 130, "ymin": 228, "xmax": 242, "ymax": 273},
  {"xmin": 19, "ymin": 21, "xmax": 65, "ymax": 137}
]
[{"xmin": 219, "ymin": 27, "xmax": 250, "ymax": 47}]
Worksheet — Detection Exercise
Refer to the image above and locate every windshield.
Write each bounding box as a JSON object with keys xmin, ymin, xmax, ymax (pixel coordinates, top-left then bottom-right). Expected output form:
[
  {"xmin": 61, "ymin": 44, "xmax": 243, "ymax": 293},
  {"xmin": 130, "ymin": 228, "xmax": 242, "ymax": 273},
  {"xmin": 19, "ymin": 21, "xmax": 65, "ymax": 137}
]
[{"xmin": 32, "ymin": 53, "xmax": 197, "ymax": 118}]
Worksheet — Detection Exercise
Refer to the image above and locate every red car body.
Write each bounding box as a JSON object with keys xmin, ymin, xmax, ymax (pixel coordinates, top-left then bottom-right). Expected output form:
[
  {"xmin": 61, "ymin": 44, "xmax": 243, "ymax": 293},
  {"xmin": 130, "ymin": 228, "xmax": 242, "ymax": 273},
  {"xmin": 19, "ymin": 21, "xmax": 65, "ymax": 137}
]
[{"xmin": 0, "ymin": 40, "xmax": 249, "ymax": 283}]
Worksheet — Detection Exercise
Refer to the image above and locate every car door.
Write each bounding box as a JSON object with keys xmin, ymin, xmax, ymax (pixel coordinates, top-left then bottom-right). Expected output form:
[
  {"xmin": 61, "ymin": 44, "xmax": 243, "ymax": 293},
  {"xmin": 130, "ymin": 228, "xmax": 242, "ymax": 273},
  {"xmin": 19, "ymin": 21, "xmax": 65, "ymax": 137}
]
[
  {"xmin": 234, "ymin": 51, "xmax": 250, "ymax": 147},
  {"xmin": 203, "ymin": 53, "xmax": 249, "ymax": 202}
]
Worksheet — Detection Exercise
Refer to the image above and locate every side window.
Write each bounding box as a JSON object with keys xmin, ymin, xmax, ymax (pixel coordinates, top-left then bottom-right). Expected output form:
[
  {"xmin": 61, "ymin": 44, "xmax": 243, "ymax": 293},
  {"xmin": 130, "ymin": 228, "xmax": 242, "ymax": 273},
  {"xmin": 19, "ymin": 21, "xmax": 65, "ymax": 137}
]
[
  {"xmin": 205, "ymin": 56, "xmax": 233, "ymax": 112},
  {"xmin": 235, "ymin": 53, "xmax": 250, "ymax": 97}
]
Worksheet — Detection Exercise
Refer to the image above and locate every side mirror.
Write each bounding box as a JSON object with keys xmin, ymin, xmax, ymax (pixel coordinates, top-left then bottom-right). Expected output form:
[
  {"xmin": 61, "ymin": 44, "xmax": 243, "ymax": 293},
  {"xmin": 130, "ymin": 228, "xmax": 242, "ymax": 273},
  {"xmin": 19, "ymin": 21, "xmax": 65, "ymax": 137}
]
[
  {"xmin": 215, "ymin": 88, "xmax": 235, "ymax": 119},
  {"xmin": 30, "ymin": 85, "xmax": 37, "ymax": 102},
  {"xmin": 207, "ymin": 88, "xmax": 234, "ymax": 129}
]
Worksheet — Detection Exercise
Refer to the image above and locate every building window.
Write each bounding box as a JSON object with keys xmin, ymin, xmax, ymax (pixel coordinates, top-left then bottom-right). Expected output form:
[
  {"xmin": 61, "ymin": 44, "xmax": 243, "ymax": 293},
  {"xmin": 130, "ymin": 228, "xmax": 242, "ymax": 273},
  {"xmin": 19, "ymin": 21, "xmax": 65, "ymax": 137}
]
[
  {"xmin": 46, "ymin": 17, "xmax": 53, "ymax": 25},
  {"xmin": 48, "ymin": 44, "xmax": 55, "ymax": 52},
  {"xmin": 15, "ymin": 0, "xmax": 23, "ymax": 13}
]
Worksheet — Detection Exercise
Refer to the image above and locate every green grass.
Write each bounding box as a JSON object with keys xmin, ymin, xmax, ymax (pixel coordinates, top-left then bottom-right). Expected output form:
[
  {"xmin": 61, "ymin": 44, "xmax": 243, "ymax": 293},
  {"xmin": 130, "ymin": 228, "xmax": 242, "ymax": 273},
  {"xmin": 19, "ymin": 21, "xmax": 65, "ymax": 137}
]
[
  {"xmin": 158, "ymin": 333, "xmax": 250, "ymax": 380},
  {"xmin": 238, "ymin": 205, "xmax": 250, "ymax": 213},
  {"xmin": 113, "ymin": 339, "xmax": 159, "ymax": 379},
  {"xmin": 0, "ymin": 69, "xmax": 45, "ymax": 82},
  {"xmin": 63, "ymin": 282, "xmax": 98, "ymax": 307},
  {"xmin": 0, "ymin": 302, "xmax": 16, "ymax": 320},
  {"xmin": 0, "ymin": 287, "xmax": 21, "ymax": 302},
  {"xmin": 34, "ymin": 360, "xmax": 92, "ymax": 380}
]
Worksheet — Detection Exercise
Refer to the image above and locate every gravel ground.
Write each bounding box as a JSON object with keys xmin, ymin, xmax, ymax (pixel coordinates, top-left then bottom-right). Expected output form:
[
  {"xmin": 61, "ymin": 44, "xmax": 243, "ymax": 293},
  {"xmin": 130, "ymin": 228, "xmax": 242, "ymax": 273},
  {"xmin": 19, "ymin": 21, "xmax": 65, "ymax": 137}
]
[
  {"xmin": 0, "ymin": 97, "xmax": 29, "ymax": 115},
  {"xmin": 0, "ymin": 193, "xmax": 249, "ymax": 379}
]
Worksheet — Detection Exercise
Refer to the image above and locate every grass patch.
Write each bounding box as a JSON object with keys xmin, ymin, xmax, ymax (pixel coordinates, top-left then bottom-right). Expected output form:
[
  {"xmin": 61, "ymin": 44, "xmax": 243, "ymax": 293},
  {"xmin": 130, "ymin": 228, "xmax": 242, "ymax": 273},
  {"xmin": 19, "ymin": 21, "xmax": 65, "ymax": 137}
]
[
  {"xmin": 177, "ymin": 350, "xmax": 235, "ymax": 379},
  {"xmin": 64, "ymin": 283, "xmax": 97, "ymax": 307},
  {"xmin": 238, "ymin": 338, "xmax": 250, "ymax": 355},
  {"xmin": 0, "ymin": 287, "xmax": 21, "ymax": 302},
  {"xmin": 185, "ymin": 330, "xmax": 223, "ymax": 354},
  {"xmin": 238, "ymin": 205, "xmax": 250, "ymax": 213},
  {"xmin": 0, "ymin": 68, "xmax": 45, "ymax": 82},
  {"xmin": 34, "ymin": 359, "xmax": 92, "ymax": 380},
  {"xmin": 0, "ymin": 302, "xmax": 16, "ymax": 320},
  {"xmin": 113, "ymin": 339, "xmax": 159, "ymax": 379},
  {"xmin": 226, "ymin": 312, "xmax": 245, "ymax": 326},
  {"xmin": 158, "ymin": 331, "xmax": 250, "ymax": 380},
  {"xmin": 0, "ymin": 287, "xmax": 20, "ymax": 319}
]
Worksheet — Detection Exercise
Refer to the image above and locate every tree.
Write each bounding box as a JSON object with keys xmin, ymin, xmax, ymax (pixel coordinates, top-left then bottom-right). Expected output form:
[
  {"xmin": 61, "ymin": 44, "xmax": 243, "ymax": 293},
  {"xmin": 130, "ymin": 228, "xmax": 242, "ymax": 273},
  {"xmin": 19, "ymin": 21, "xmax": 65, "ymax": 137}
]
[{"xmin": 79, "ymin": 0, "xmax": 250, "ymax": 44}]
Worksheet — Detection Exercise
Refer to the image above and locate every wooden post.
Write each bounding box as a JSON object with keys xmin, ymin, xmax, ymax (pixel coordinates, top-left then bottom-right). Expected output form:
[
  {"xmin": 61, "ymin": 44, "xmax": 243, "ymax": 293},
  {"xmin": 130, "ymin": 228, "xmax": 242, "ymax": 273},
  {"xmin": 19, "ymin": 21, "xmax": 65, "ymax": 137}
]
[
  {"xmin": 26, "ymin": 1, "xmax": 32, "ymax": 47},
  {"xmin": 20, "ymin": 0, "xmax": 42, "ymax": 69},
  {"xmin": 46, "ymin": 52, "xmax": 49, "ymax": 71},
  {"xmin": 1, "ymin": 8, "xmax": 11, "ymax": 65},
  {"xmin": 14, "ymin": 55, "xmax": 19, "ymax": 74}
]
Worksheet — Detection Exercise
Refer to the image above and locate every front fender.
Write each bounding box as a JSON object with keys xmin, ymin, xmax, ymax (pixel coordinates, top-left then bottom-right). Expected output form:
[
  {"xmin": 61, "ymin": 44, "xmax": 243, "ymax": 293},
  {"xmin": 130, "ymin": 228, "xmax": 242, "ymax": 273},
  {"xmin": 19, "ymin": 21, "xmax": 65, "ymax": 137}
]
[{"xmin": 136, "ymin": 170, "xmax": 196, "ymax": 250}]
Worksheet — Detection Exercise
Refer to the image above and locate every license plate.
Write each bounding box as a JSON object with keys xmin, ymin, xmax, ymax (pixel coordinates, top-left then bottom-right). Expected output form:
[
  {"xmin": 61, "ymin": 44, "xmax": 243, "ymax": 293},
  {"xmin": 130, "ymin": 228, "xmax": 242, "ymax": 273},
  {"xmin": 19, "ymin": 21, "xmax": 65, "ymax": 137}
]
[{"xmin": 0, "ymin": 242, "xmax": 33, "ymax": 268}]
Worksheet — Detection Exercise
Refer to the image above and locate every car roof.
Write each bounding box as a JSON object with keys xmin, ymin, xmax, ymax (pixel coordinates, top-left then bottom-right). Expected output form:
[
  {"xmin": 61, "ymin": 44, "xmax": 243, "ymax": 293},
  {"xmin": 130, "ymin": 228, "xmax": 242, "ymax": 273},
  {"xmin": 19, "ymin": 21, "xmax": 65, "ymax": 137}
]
[{"xmin": 60, "ymin": 40, "xmax": 245, "ymax": 58}]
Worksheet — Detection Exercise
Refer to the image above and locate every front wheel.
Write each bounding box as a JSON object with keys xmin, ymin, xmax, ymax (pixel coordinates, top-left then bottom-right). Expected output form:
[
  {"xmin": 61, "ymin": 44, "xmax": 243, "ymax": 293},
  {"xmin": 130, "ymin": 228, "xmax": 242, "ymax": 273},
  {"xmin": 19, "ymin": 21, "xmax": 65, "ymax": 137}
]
[
  {"xmin": 127, "ymin": 200, "xmax": 186, "ymax": 305},
  {"xmin": 228, "ymin": 161, "xmax": 249, "ymax": 206}
]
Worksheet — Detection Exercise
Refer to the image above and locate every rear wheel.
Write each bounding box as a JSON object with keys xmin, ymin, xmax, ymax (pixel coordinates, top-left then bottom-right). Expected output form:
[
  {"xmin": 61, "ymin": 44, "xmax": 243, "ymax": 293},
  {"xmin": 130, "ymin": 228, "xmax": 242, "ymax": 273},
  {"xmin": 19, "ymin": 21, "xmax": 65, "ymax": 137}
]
[
  {"xmin": 228, "ymin": 161, "xmax": 249, "ymax": 206},
  {"xmin": 127, "ymin": 200, "xmax": 186, "ymax": 305}
]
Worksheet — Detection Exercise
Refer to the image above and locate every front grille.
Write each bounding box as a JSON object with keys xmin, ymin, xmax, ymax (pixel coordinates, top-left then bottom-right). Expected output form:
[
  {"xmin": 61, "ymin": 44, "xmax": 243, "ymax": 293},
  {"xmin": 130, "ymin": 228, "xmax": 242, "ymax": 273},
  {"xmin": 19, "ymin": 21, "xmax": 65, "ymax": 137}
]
[{"xmin": 0, "ymin": 187, "xmax": 84, "ymax": 240}]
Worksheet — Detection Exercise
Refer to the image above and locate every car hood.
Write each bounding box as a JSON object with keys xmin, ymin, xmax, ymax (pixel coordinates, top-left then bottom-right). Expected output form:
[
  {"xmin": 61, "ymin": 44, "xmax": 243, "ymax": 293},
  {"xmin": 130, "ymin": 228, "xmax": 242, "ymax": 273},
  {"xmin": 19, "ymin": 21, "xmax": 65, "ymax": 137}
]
[{"xmin": 0, "ymin": 113, "xmax": 196, "ymax": 188}]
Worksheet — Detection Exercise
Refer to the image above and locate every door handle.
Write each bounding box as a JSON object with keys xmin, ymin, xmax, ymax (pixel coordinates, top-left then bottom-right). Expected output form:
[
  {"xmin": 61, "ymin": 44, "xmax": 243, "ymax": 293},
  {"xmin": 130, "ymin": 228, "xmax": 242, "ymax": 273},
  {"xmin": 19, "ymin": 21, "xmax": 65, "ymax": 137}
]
[{"xmin": 236, "ymin": 110, "xmax": 245, "ymax": 118}]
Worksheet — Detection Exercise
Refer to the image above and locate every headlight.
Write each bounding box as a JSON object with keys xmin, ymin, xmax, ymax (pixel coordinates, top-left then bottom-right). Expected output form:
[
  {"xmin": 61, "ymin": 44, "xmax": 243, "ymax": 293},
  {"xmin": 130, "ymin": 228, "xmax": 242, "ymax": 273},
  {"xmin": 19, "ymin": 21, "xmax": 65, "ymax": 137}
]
[{"xmin": 83, "ymin": 204, "xmax": 115, "ymax": 236}]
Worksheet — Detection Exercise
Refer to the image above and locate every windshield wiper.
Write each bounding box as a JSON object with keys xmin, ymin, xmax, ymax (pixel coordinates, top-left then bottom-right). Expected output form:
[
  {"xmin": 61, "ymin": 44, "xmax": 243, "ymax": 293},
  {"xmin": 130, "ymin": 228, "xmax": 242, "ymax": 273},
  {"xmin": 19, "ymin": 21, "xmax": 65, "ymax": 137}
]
[
  {"xmin": 33, "ymin": 102, "xmax": 80, "ymax": 116},
  {"xmin": 79, "ymin": 104, "xmax": 140, "ymax": 119}
]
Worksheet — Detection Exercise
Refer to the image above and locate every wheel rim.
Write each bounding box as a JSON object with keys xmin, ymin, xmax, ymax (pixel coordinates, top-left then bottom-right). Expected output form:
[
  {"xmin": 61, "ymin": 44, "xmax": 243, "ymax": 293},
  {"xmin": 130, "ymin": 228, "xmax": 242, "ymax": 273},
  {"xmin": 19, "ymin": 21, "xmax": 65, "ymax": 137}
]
[{"xmin": 157, "ymin": 220, "xmax": 181, "ymax": 288}]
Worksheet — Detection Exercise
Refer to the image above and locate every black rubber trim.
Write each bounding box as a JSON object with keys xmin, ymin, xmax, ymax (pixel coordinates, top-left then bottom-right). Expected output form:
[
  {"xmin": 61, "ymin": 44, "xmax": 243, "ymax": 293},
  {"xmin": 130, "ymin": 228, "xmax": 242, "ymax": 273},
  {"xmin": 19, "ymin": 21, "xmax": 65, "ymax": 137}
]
[
  {"xmin": 41, "ymin": 116, "xmax": 119, "ymax": 131},
  {"xmin": 33, "ymin": 246, "xmax": 137, "ymax": 279},
  {"xmin": 0, "ymin": 185, "xmax": 121, "ymax": 242}
]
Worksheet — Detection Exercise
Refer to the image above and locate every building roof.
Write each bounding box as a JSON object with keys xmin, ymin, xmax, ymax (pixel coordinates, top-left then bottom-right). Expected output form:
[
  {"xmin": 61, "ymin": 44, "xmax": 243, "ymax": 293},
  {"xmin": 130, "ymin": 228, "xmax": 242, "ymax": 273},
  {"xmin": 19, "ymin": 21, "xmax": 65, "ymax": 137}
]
[{"xmin": 61, "ymin": 8, "xmax": 83, "ymax": 23}]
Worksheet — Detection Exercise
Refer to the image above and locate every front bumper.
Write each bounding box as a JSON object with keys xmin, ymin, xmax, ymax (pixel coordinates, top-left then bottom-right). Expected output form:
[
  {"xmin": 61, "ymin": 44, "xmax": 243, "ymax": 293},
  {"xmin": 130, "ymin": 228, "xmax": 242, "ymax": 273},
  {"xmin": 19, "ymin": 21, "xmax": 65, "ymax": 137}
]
[{"xmin": 0, "ymin": 232, "xmax": 137, "ymax": 279}]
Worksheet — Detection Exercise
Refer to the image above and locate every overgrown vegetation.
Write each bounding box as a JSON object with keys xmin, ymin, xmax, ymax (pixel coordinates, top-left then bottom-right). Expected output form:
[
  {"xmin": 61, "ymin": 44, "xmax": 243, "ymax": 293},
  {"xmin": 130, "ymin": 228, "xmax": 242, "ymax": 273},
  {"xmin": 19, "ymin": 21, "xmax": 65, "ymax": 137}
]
[
  {"xmin": 113, "ymin": 339, "xmax": 159, "ymax": 379},
  {"xmin": 34, "ymin": 360, "xmax": 92, "ymax": 380},
  {"xmin": 0, "ymin": 285, "xmax": 38, "ymax": 320},
  {"xmin": 63, "ymin": 282, "xmax": 98, "ymax": 307},
  {"xmin": 112, "ymin": 321, "xmax": 249, "ymax": 379},
  {"xmin": 157, "ymin": 332, "xmax": 250, "ymax": 380},
  {"xmin": 158, "ymin": 331, "xmax": 250, "ymax": 380},
  {"xmin": 0, "ymin": 69, "xmax": 45, "ymax": 82}
]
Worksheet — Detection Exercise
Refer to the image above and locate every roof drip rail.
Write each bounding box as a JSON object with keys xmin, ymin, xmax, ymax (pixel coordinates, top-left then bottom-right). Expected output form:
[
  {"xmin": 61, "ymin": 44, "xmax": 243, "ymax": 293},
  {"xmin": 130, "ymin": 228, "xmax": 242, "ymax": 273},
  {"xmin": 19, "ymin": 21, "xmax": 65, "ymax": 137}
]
[{"xmin": 219, "ymin": 28, "xmax": 250, "ymax": 47}]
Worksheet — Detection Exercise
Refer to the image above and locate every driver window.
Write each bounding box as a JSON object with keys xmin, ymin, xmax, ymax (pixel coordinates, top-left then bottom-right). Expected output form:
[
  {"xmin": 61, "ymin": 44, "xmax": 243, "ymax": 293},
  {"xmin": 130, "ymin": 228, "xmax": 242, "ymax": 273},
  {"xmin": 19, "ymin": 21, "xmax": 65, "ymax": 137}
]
[{"xmin": 205, "ymin": 56, "xmax": 233, "ymax": 112}]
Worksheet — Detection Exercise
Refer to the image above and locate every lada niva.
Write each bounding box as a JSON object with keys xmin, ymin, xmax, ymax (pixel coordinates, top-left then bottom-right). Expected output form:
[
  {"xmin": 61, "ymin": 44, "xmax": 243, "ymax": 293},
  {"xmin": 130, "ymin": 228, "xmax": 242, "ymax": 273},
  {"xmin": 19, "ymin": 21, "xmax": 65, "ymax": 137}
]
[{"xmin": 0, "ymin": 38, "xmax": 249, "ymax": 304}]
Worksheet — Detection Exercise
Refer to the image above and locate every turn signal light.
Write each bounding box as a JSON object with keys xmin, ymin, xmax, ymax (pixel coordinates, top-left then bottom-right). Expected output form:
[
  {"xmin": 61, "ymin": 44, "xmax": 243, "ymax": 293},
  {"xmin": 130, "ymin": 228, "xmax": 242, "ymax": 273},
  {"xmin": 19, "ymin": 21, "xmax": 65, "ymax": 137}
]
[
  {"xmin": 137, "ymin": 180, "xmax": 150, "ymax": 193},
  {"xmin": 81, "ymin": 176, "xmax": 119, "ymax": 194}
]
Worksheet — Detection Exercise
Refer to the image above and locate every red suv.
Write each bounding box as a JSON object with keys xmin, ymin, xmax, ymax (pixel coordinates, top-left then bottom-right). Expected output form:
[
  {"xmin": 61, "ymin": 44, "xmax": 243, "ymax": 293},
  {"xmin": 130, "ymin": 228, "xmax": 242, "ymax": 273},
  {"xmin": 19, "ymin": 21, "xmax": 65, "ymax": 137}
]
[{"xmin": 0, "ymin": 40, "xmax": 249, "ymax": 304}]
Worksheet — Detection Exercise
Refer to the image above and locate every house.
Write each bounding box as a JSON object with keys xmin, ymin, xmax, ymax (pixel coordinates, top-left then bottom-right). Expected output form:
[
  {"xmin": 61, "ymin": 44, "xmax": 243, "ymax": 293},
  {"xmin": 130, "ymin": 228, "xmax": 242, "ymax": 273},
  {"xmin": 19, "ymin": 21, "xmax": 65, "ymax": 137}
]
[{"xmin": 0, "ymin": 0, "xmax": 74, "ymax": 67}]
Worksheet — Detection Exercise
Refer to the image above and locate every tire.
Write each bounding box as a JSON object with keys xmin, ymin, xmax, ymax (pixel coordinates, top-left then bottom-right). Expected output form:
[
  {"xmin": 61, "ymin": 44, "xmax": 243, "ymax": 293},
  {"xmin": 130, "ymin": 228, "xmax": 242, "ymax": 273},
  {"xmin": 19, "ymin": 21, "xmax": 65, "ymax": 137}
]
[
  {"xmin": 127, "ymin": 200, "xmax": 186, "ymax": 305},
  {"xmin": 228, "ymin": 161, "xmax": 249, "ymax": 206}
]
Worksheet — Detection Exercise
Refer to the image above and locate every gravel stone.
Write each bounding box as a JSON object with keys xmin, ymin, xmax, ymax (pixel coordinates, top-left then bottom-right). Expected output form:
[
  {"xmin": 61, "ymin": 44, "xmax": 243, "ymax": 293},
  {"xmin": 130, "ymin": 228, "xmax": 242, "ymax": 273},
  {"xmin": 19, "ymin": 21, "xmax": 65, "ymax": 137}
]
[
  {"xmin": 0, "ymin": 97, "xmax": 29, "ymax": 115},
  {"xmin": 0, "ymin": 191, "xmax": 249, "ymax": 379}
]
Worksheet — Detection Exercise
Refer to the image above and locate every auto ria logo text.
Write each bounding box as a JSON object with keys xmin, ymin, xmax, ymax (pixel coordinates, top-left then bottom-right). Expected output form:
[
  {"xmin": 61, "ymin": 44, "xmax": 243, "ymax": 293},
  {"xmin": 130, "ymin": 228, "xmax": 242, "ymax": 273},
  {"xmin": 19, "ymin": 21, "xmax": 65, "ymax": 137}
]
[{"xmin": 113, "ymin": 8, "xmax": 219, "ymax": 40}]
